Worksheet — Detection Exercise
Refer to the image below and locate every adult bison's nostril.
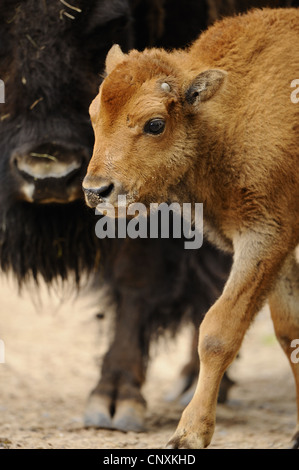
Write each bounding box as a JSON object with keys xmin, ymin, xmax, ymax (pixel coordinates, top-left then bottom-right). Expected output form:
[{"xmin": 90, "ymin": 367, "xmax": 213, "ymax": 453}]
[{"xmin": 11, "ymin": 142, "xmax": 90, "ymax": 203}]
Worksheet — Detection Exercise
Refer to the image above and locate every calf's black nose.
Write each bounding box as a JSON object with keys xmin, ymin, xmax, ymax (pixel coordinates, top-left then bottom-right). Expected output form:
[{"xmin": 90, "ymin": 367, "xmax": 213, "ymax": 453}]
[
  {"xmin": 83, "ymin": 183, "xmax": 115, "ymax": 207},
  {"xmin": 90, "ymin": 184, "xmax": 115, "ymax": 199}
]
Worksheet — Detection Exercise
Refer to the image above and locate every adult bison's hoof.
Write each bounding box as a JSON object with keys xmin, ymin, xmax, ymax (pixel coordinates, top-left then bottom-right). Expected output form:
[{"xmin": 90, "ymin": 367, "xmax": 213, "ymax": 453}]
[
  {"xmin": 84, "ymin": 394, "xmax": 146, "ymax": 432},
  {"xmin": 112, "ymin": 400, "xmax": 146, "ymax": 432},
  {"xmin": 84, "ymin": 394, "xmax": 113, "ymax": 429}
]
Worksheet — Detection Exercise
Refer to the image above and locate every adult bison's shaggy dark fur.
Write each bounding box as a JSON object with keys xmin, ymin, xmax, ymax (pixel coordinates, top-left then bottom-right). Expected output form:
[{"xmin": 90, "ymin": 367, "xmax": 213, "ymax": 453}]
[
  {"xmin": 131, "ymin": 0, "xmax": 299, "ymax": 51},
  {"xmin": 0, "ymin": 0, "xmax": 133, "ymax": 284}
]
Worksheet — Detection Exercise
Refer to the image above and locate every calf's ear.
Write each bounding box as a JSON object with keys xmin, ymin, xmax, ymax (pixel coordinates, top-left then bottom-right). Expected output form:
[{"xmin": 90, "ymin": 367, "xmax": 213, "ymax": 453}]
[
  {"xmin": 105, "ymin": 44, "xmax": 125, "ymax": 75},
  {"xmin": 185, "ymin": 69, "xmax": 227, "ymax": 108}
]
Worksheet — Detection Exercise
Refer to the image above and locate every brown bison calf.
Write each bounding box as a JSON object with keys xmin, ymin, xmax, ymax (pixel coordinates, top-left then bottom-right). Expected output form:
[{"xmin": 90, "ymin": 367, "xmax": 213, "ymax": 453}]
[{"xmin": 83, "ymin": 8, "xmax": 299, "ymax": 448}]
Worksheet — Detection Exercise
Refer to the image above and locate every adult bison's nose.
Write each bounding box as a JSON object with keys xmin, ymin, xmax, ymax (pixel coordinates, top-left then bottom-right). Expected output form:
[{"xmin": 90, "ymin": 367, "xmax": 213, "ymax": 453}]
[
  {"xmin": 82, "ymin": 175, "xmax": 117, "ymax": 208},
  {"xmin": 12, "ymin": 142, "xmax": 89, "ymax": 203}
]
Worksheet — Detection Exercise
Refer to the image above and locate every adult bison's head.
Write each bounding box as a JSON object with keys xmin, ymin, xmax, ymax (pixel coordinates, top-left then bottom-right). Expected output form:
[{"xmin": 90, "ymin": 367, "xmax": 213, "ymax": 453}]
[
  {"xmin": 0, "ymin": 0, "xmax": 133, "ymax": 283},
  {"xmin": 0, "ymin": 0, "xmax": 133, "ymax": 205}
]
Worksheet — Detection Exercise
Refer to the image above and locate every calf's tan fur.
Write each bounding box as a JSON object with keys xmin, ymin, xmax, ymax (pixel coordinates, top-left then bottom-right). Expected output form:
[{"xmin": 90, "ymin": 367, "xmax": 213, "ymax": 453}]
[{"xmin": 83, "ymin": 8, "xmax": 299, "ymax": 448}]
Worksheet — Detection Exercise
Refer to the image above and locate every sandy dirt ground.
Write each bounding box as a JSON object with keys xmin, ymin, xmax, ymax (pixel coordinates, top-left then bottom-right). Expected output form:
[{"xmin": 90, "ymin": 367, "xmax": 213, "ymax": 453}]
[{"xmin": 0, "ymin": 273, "xmax": 297, "ymax": 450}]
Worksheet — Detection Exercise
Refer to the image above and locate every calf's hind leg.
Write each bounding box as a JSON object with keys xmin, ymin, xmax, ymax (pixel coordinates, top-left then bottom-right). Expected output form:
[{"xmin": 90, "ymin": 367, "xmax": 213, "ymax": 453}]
[{"xmin": 268, "ymin": 252, "xmax": 299, "ymax": 449}]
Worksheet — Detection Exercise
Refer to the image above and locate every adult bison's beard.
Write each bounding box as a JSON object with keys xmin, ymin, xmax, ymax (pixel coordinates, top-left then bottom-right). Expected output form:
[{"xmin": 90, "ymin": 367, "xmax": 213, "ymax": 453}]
[{"xmin": 0, "ymin": 200, "xmax": 102, "ymax": 286}]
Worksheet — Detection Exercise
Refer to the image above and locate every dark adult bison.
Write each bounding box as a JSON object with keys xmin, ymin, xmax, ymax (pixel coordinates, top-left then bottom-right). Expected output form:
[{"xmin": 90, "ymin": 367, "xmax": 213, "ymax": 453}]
[
  {"xmin": 131, "ymin": 0, "xmax": 299, "ymax": 50},
  {"xmin": 0, "ymin": 0, "xmax": 233, "ymax": 433}
]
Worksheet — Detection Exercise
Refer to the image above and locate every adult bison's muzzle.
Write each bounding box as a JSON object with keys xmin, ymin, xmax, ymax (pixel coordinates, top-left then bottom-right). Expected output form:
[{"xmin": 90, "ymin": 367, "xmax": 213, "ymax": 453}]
[{"xmin": 12, "ymin": 142, "xmax": 89, "ymax": 204}]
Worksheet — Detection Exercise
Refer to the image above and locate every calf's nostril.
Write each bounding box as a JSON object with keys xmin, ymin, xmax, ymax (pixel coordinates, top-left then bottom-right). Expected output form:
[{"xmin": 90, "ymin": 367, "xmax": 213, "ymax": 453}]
[
  {"xmin": 97, "ymin": 183, "xmax": 114, "ymax": 199},
  {"xmin": 86, "ymin": 183, "xmax": 114, "ymax": 200}
]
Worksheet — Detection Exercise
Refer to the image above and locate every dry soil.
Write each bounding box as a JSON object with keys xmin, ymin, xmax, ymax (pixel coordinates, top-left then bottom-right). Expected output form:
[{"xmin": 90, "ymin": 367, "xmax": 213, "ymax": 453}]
[{"xmin": 0, "ymin": 274, "xmax": 297, "ymax": 450}]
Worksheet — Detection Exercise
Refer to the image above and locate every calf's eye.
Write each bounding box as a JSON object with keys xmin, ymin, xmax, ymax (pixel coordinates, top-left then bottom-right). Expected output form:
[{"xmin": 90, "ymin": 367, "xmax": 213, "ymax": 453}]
[{"xmin": 144, "ymin": 118, "xmax": 165, "ymax": 135}]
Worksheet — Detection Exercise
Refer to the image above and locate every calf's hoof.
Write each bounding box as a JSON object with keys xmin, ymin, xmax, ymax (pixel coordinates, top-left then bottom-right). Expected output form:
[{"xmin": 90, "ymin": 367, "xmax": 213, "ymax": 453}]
[
  {"xmin": 166, "ymin": 404, "xmax": 214, "ymax": 449},
  {"xmin": 166, "ymin": 430, "xmax": 208, "ymax": 449}
]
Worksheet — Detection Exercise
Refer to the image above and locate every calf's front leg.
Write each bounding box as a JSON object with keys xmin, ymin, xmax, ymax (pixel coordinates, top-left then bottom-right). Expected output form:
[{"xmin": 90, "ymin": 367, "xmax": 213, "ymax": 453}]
[{"xmin": 167, "ymin": 231, "xmax": 289, "ymax": 449}]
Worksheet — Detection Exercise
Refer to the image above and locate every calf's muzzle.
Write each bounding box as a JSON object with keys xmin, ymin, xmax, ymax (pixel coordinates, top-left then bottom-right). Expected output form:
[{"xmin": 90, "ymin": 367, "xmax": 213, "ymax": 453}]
[{"xmin": 82, "ymin": 175, "xmax": 121, "ymax": 208}]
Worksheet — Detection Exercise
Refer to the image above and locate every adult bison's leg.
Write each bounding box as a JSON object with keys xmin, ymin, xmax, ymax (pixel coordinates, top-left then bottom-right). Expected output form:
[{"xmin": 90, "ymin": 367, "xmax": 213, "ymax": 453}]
[
  {"xmin": 165, "ymin": 328, "xmax": 200, "ymax": 404},
  {"xmin": 167, "ymin": 230, "xmax": 289, "ymax": 448},
  {"xmin": 268, "ymin": 252, "xmax": 299, "ymax": 449},
  {"xmin": 84, "ymin": 294, "xmax": 148, "ymax": 432}
]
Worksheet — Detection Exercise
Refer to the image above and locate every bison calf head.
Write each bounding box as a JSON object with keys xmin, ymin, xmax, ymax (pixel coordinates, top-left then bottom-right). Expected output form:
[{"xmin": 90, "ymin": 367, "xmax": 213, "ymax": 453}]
[{"xmin": 83, "ymin": 44, "xmax": 226, "ymax": 211}]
